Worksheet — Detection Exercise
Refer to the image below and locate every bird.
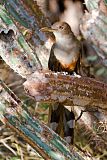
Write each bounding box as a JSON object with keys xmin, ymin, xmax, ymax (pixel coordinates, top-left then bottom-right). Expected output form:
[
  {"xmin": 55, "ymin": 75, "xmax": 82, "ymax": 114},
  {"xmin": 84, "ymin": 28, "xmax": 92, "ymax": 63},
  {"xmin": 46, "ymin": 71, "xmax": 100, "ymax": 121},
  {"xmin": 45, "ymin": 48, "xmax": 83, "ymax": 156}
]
[{"xmin": 41, "ymin": 21, "xmax": 81, "ymax": 144}]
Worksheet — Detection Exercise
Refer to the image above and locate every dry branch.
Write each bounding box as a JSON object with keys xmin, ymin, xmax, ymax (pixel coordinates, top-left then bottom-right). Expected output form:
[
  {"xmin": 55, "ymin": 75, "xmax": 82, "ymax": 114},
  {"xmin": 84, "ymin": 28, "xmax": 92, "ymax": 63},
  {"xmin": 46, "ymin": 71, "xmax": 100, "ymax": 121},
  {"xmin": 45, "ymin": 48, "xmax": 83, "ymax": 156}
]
[
  {"xmin": 0, "ymin": 80, "xmax": 85, "ymax": 160},
  {"xmin": 4, "ymin": 0, "xmax": 54, "ymax": 69},
  {"xmin": 24, "ymin": 71, "xmax": 107, "ymax": 110},
  {"xmin": 81, "ymin": 0, "xmax": 107, "ymax": 66},
  {"xmin": 74, "ymin": 106, "xmax": 107, "ymax": 154}
]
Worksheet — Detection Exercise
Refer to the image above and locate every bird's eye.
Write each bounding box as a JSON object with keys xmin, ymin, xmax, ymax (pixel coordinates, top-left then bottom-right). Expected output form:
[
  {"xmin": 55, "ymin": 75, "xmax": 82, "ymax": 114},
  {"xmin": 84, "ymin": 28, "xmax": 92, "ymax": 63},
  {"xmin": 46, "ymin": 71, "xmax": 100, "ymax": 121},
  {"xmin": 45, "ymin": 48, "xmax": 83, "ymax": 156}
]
[{"xmin": 59, "ymin": 26, "xmax": 64, "ymax": 30}]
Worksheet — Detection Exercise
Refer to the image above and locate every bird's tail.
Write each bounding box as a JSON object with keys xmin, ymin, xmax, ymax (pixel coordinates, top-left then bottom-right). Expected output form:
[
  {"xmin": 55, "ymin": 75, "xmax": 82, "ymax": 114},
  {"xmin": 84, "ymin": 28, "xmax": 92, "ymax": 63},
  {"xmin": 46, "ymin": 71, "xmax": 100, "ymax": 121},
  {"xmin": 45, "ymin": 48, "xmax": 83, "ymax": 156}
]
[{"xmin": 48, "ymin": 103, "xmax": 75, "ymax": 144}]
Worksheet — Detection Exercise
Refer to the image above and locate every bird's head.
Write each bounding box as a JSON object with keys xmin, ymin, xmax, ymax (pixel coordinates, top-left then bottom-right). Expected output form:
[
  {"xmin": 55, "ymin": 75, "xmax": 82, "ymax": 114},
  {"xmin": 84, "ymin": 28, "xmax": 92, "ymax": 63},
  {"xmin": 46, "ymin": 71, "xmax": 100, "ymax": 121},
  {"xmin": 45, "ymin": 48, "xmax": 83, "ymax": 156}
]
[{"xmin": 40, "ymin": 22, "xmax": 74, "ymax": 39}]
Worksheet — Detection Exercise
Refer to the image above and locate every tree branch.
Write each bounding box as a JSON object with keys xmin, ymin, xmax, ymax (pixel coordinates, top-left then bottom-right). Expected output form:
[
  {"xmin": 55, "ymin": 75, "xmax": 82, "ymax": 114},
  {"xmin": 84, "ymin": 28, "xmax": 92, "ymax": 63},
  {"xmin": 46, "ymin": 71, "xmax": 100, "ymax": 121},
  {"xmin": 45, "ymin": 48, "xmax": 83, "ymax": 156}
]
[
  {"xmin": 74, "ymin": 106, "xmax": 107, "ymax": 154},
  {"xmin": 80, "ymin": 0, "xmax": 107, "ymax": 66},
  {"xmin": 0, "ymin": 80, "xmax": 85, "ymax": 160},
  {"xmin": 4, "ymin": 0, "xmax": 54, "ymax": 69},
  {"xmin": 24, "ymin": 71, "xmax": 107, "ymax": 110}
]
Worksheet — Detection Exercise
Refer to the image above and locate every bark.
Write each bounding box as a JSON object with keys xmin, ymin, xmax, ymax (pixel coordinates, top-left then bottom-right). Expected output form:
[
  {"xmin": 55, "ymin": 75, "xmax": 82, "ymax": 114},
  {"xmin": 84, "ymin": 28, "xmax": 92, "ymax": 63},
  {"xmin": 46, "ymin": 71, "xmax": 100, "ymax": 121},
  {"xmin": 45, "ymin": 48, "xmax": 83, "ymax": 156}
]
[
  {"xmin": 80, "ymin": 0, "xmax": 107, "ymax": 67},
  {"xmin": 74, "ymin": 106, "xmax": 107, "ymax": 155},
  {"xmin": 24, "ymin": 70, "xmax": 107, "ymax": 111},
  {"xmin": 3, "ymin": 0, "xmax": 54, "ymax": 70},
  {"xmin": 0, "ymin": 80, "xmax": 85, "ymax": 160}
]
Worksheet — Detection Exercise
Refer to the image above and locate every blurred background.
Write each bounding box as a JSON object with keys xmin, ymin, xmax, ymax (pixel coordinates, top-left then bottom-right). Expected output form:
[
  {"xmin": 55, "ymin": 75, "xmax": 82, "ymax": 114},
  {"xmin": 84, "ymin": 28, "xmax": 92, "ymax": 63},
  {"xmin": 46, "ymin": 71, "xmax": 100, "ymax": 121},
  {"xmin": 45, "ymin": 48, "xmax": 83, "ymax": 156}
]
[{"xmin": 0, "ymin": 0, "xmax": 107, "ymax": 159}]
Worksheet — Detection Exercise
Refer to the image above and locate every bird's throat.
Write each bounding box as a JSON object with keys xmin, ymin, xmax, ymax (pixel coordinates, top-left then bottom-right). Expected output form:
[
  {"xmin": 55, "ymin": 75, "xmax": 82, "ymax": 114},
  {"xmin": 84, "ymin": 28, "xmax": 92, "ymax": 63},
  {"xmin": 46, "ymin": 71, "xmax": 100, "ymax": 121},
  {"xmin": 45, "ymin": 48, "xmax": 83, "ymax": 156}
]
[{"xmin": 54, "ymin": 32, "xmax": 73, "ymax": 48}]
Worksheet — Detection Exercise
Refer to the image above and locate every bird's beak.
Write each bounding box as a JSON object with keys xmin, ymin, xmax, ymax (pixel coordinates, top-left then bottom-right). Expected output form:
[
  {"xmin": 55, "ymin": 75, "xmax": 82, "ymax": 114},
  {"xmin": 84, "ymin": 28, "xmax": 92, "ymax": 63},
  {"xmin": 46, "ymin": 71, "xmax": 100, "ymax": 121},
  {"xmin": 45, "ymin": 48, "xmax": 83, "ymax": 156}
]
[{"xmin": 40, "ymin": 27, "xmax": 56, "ymax": 32}]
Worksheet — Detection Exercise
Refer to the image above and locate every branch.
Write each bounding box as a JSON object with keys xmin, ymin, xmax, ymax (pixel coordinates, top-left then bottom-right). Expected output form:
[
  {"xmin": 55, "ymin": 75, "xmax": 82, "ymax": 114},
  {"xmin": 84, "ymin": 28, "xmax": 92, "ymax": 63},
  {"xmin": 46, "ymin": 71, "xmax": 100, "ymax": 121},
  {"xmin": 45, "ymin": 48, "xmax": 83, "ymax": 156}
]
[
  {"xmin": 85, "ymin": 0, "xmax": 107, "ymax": 12},
  {"xmin": 0, "ymin": 1, "xmax": 53, "ymax": 78},
  {"xmin": 80, "ymin": 0, "xmax": 107, "ymax": 66},
  {"xmin": 24, "ymin": 71, "xmax": 107, "ymax": 110},
  {"xmin": 74, "ymin": 106, "xmax": 107, "ymax": 154},
  {"xmin": 0, "ymin": 80, "xmax": 85, "ymax": 160},
  {"xmin": 4, "ymin": 0, "xmax": 55, "ymax": 69}
]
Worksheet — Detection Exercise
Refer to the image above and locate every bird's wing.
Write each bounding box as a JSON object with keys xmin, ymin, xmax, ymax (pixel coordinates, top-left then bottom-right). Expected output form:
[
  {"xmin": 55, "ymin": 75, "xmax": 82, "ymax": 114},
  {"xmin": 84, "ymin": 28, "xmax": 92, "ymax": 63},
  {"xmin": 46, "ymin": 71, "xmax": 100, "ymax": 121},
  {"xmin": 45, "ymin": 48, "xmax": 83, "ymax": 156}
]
[
  {"xmin": 74, "ymin": 51, "xmax": 81, "ymax": 74},
  {"xmin": 48, "ymin": 44, "xmax": 63, "ymax": 72}
]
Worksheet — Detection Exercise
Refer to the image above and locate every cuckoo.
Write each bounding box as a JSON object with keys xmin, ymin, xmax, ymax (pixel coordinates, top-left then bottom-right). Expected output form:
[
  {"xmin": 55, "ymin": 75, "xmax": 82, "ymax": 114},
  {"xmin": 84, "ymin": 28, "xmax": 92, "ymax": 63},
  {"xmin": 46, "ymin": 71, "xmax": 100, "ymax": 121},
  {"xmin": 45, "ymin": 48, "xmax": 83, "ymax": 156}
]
[{"xmin": 41, "ymin": 22, "xmax": 81, "ymax": 144}]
